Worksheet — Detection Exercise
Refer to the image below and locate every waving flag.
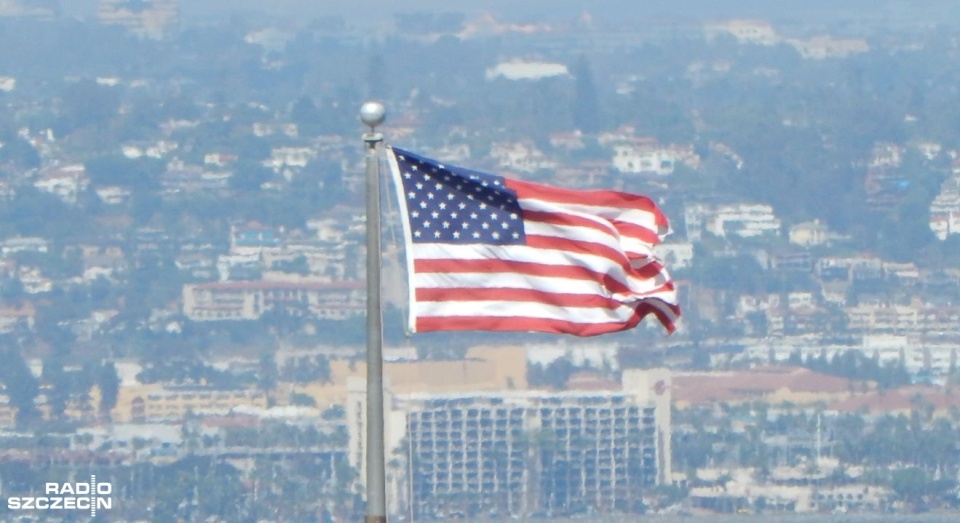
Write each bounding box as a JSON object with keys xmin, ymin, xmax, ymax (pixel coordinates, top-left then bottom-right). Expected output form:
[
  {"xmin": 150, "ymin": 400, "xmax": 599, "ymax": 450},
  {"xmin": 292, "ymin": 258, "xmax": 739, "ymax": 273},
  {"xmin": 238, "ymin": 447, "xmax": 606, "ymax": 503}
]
[{"xmin": 387, "ymin": 147, "xmax": 680, "ymax": 337}]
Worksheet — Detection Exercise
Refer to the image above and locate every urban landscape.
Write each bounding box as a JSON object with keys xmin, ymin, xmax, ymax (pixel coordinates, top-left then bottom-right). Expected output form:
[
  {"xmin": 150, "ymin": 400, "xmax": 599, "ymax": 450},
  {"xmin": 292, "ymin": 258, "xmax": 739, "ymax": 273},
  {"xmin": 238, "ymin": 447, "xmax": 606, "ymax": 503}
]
[{"xmin": 2, "ymin": 0, "xmax": 960, "ymax": 521}]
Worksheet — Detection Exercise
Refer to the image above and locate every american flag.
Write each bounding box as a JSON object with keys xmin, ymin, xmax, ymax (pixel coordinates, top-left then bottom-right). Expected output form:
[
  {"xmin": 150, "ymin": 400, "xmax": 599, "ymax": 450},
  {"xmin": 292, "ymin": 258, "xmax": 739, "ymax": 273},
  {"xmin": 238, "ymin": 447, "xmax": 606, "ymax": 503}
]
[{"xmin": 387, "ymin": 147, "xmax": 680, "ymax": 337}]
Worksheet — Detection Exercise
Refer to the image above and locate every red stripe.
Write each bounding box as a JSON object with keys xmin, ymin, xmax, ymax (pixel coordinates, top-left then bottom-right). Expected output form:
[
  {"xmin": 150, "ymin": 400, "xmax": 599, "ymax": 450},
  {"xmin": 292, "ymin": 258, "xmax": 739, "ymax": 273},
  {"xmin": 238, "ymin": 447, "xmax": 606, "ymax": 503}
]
[
  {"xmin": 413, "ymin": 258, "xmax": 672, "ymax": 295},
  {"xmin": 610, "ymin": 220, "xmax": 663, "ymax": 245},
  {"xmin": 416, "ymin": 287, "xmax": 630, "ymax": 309}
]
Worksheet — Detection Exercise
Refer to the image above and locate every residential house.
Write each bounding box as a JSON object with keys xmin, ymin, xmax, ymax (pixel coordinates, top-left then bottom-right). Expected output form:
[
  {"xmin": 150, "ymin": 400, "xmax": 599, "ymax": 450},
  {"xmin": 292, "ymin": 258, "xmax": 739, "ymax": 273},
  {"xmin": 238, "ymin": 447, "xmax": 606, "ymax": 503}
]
[
  {"xmin": 98, "ymin": 0, "xmax": 179, "ymax": 39},
  {"xmin": 489, "ymin": 141, "xmax": 555, "ymax": 173},
  {"xmin": 704, "ymin": 19, "xmax": 779, "ymax": 45},
  {"xmin": 33, "ymin": 164, "xmax": 89, "ymax": 204},
  {"xmin": 787, "ymin": 36, "xmax": 870, "ymax": 59},
  {"xmin": 612, "ymin": 141, "xmax": 676, "ymax": 176},
  {"xmin": 685, "ymin": 202, "xmax": 781, "ymax": 239}
]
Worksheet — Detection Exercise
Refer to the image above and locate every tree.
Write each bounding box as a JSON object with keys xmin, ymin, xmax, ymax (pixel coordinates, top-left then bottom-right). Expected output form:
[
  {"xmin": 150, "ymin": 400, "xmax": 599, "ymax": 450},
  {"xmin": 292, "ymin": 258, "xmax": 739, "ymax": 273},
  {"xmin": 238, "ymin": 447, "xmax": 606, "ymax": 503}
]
[
  {"xmin": 0, "ymin": 346, "xmax": 40, "ymax": 427},
  {"xmin": 42, "ymin": 357, "xmax": 69, "ymax": 420},
  {"xmin": 96, "ymin": 362, "xmax": 120, "ymax": 418},
  {"xmin": 891, "ymin": 467, "xmax": 927, "ymax": 507}
]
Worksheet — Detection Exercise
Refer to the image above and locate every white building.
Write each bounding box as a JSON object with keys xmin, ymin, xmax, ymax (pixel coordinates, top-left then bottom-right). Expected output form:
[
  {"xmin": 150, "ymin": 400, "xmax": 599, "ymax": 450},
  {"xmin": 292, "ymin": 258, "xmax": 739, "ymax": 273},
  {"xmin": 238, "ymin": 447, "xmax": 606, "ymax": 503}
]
[
  {"xmin": 686, "ymin": 202, "xmax": 781, "ymax": 240},
  {"xmin": 489, "ymin": 141, "xmax": 555, "ymax": 173},
  {"xmin": 348, "ymin": 369, "xmax": 672, "ymax": 518},
  {"xmin": 612, "ymin": 143, "xmax": 676, "ymax": 176}
]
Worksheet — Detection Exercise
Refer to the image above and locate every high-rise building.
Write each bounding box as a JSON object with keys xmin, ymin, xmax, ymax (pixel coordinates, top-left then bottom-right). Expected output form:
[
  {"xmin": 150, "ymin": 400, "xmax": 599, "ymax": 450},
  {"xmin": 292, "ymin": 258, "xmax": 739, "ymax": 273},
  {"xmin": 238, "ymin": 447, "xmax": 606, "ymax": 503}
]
[
  {"xmin": 348, "ymin": 368, "xmax": 672, "ymax": 518},
  {"xmin": 98, "ymin": 0, "xmax": 178, "ymax": 39}
]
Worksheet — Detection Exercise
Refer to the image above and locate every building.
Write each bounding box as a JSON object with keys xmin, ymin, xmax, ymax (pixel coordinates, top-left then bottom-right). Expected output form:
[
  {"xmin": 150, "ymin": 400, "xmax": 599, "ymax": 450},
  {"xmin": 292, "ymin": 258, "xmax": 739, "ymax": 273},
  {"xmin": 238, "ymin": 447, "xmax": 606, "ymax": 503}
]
[
  {"xmin": 685, "ymin": 202, "xmax": 781, "ymax": 240},
  {"xmin": 181, "ymin": 280, "xmax": 364, "ymax": 321},
  {"xmin": 348, "ymin": 368, "xmax": 672, "ymax": 518},
  {"xmin": 611, "ymin": 142, "xmax": 677, "ymax": 176},
  {"xmin": 98, "ymin": 0, "xmax": 178, "ymax": 39},
  {"xmin": 117, "ymin": 386, "xmax": 269, "ymax": 423},
  {"xmin": 787, "ymin": 36, "xmax": 870, "ymax": 59},
  {"xmin": 705, "ymin": 20, "xmax": 779, "ymax": 45}
]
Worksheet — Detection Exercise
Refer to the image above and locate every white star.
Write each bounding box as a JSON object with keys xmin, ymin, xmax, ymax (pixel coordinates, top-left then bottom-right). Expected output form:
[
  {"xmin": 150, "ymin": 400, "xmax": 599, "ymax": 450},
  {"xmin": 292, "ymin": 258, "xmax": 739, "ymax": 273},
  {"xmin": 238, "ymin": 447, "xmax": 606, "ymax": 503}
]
[
  {"xmin": 456, "ymin": 184, "xmax": 463, "ymax": 190},
  {"xmin": 458, "ymin": 203, "xmax": 466, "ymax": 210},
  {"xmin": 420, "ymin": 202, "xmax": 428, "ymax": 209},
  {"xmin": 472, "ymin": 232, "xmax": 481, "ymax": 239},
  {"xmin": 451, "ymin": 212, "xmax": 458, "ymax": 219},
  {"xmin": 474, "ymin": 186, "xmax": 482, "ymax": 192},
  {"xmin": 439, "ymin": 203, "xmax": 447, "ymax": 210},
  {"xmin": 453, "ymin": 231, "xmax": 460, "ymax": 239},
  {"xmin": 482, "ymin": 222, "xmax": 490, "ymax": 230},
  {"xmin": 462, "ymin": 222, "xmax": 470, "ymax": 229},
  {"xmin": 435, "ymin": 183, "xmax": 442, "ymax": 190},
  {"xmin": 490, "ymin": 212, "xmax": 498, "ymax": 220},
  {"xmin": 407, "ymin": 192, "xmax": 416, "ymax": 199},
  {"xmin": 492, "ymin": 232, "xmax": 500, "ymax": 239},
  {"xmin": 431, "ymin": 211, "xmax": 440, "ymax": 219},
  {"xmin": 434, "ymin": 231, "xmax": 441, "ymax": 238},
  {"xmin": 501, "ymin": 221, "xmax": 509, "ymax": 229},
  {"xmin": 443, "ymin": 175, "xmax": 451, "ymax": 181},
  {"xmin": 423, "ymin": 221, "xmax": 431, "ymax": 228},
  {"xmin": 412, "ymin": 211, "xmax": 420, "ymax": 218},
  {"xmin": 424, "ymin": 173, "xmax": 431, "ymax": 180},
  {"xmin": 442, "ymin": 221, "xmax": 450, "ymax": 229},
  {"xmin": 414, "ymin": 231, "xmax": 422, "ymax": 238},
  {"xmin": 439, "ymin": 164, "xmax": 446, "ymax": 169},
  {"xmin": 487, "ymin": 195, "xmax": 494, "ymax": 201},
  {"xmin": 447, "ymin": 193, "xmax": 455, "ymax": 200},
  {"xmin": 510, "ymin": 213, "xmax": 518, "ymax": 220},
  {"xmin": 512, "ymin": 232, "xmax": 520, "ymax": 239},
  {"xmin": 404, "ymin": 172, "xmax": 412, "ymax": 179},
  {"xmin": 467, "ymin": 195, "xmax": 475, "ymax": 201},
  {"xmin": 479, "ymin": 203, "xmax": 487, "ymax": 210},
  {"xmin": 411, "ymin": 165, "xmax": 418, "ymax": 171},
  {"xmin": 415, "ymin": 182, "xmax": 423, "ymax": 190},
  {"xmin": 427, "ymin": 193, "xmax": 435, "ymax": 200},
  {"xmin": 470, "ymin": 213, "xmax": 478, "ymax": 219},
  {"xmin": 481, "ymin": 181, "xmax": 489, "ymax": 187}
]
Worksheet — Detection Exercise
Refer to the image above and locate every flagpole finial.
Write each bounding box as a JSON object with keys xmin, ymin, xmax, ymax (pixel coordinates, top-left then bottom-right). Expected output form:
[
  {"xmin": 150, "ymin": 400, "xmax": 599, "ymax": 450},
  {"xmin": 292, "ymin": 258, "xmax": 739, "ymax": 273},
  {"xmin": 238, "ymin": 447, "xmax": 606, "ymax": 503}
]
[{"xmin": 360, "ymin": 101, "xmax": 386, "ymax": 131}]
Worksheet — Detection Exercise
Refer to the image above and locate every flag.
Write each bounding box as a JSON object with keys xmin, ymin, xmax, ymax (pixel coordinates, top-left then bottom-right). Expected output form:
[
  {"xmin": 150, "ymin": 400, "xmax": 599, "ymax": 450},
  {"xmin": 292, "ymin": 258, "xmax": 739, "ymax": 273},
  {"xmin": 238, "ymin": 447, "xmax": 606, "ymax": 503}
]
[{"xmin": 387, "ymin": 147, "xmax": 680, "ymax": 337}]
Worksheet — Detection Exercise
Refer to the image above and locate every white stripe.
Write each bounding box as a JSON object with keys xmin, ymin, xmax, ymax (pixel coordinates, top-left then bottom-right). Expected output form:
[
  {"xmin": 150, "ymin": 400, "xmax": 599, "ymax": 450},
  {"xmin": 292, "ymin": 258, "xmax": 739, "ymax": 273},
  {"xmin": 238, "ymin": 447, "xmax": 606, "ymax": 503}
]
[
  {"xmin": 416, "ymin": 300, "xmax": 639, "ymax": 324},
  {"xmin": 520, "ymin": 204, "xmax": 660, "ymax": 259},
  {"xmin": 414, "ymin": 272, "xmax": 675, "ymax": 301},
  {"xmin": 411, "ymin": 243, "xmax": 675, "ymax": 298},
  {"xmin": 519, "ymin": 197, "xmax": 665, "ymax": 238}
]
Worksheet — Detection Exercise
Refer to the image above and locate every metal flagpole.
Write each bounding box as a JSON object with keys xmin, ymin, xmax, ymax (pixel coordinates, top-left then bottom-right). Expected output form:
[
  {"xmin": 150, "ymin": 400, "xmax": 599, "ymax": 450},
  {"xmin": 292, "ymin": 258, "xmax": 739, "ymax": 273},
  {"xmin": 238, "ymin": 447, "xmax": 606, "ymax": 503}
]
[{"xmin": 360, "ymin": 101, "xmax": 387, "ymax": 523}]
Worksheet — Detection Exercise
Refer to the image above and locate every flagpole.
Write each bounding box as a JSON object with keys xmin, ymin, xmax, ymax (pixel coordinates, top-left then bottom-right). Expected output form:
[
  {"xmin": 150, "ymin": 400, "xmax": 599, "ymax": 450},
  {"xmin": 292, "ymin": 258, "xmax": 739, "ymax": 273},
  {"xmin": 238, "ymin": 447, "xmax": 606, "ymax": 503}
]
[{"xmin": 360, "ymin": 101, "xmax": 387, "ymax": 523}]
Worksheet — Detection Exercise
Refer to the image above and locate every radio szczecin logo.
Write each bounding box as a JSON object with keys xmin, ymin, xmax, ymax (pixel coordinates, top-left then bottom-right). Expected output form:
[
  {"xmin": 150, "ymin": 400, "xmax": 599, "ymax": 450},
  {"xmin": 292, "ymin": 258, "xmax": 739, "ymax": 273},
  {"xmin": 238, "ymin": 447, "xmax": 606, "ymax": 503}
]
[{"xmin": 7, "ymin": 475, "xmax": 112, "ymax": 516}]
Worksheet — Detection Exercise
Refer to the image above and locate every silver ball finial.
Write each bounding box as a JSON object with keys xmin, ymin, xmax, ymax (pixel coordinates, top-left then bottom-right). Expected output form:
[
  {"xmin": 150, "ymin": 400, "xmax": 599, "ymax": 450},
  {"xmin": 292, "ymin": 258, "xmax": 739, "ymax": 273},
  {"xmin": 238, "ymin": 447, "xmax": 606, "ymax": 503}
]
[{"xmin": 359, "ymin": 101, "xmax": 386, "ymax": 129}]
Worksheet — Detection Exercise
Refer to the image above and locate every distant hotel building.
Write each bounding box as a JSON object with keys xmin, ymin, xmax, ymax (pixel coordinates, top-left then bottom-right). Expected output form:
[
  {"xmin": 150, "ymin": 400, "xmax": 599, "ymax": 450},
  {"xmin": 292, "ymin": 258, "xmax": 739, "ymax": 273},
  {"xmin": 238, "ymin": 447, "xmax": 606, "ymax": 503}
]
[
  {"xmin": 98, "ymin": 0, "xmax": 178, "ymax": 39},
  {"xmin": 348, "ymin": 369, "xmax": 672, "ymax": 518},
  {"xmin": 182, "ymin": 280, "xmax": 364, "ymax": 321}
]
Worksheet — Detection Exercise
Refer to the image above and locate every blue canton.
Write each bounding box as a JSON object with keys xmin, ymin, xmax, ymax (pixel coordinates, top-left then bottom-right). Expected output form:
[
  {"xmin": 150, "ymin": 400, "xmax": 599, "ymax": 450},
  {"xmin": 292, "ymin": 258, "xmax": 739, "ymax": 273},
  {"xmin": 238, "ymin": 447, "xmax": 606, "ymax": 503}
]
[{"xmin": 393, "ymin": 148, "xmax": 526, "ymax": 245}]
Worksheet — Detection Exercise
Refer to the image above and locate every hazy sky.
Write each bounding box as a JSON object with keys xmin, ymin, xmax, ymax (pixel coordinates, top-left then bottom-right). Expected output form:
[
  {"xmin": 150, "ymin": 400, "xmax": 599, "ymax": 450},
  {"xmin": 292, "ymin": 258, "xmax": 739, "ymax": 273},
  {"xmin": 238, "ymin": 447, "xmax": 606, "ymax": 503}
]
[{"xmin": 60, "ymin": 0, "xmax": 959, "ymax": 29}]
